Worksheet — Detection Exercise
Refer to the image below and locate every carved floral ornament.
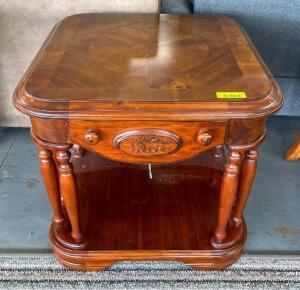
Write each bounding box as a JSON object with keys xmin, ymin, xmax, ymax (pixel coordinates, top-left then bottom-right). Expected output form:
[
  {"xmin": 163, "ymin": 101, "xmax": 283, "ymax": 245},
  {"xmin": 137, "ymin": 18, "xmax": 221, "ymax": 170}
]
[{"xmin": 113, "ymin": 129, "xmax": 182, "ymax": 157}]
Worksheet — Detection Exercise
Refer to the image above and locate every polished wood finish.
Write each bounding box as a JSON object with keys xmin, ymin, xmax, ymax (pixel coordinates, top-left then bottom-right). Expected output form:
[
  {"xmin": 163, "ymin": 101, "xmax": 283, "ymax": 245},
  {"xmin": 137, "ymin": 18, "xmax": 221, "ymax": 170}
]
[
  {"xmin": 56, "ymin": 148, "xmax": 84, "ymax": 244},
  {"xmin": 51, "ymin": 150, "xmax": 246, "ymax": 270},
  {"xmin": 197, "ymin": 130, "xmax": 213, "ymax": 146},
  {"xmin": 285, "ymin": 135, "xmax": 300, "ymax": 161},
  {"xmin": 234, "ymin": 149, "xmax": 259, "ymax": 226},
  {"xmin": 31, "ymin": 132, "xmax": 66, "ymax": 224},
  {"xmin": 14, "ymin": 14, "xmax": 283, "ymax": 121},
  {"xmin": 13, "ymin": 13, "xmax": 283, "ymax": 270},
  {"xmin": 212, "ymin": 150, "xmax": 241, "ymax": 246},
  {"xmin": 37, "ymin": 148, "xmax": 64, "ymax": 225},
  {"xmin": 69, "ymin": 120, "xmax": 226, "ymax": 164}
]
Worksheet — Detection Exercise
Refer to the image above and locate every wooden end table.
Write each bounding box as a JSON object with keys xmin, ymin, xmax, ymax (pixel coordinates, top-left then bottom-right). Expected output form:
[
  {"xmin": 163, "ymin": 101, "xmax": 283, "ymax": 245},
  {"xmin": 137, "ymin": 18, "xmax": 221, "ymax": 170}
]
[{"xmin": 13, "ymin": 13, "xmax": 283, "ymax": 270}]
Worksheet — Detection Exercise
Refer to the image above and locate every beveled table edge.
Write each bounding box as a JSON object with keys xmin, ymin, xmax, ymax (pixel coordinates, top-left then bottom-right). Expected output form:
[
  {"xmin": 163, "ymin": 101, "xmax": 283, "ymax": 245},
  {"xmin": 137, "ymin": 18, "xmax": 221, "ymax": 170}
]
[{"xmin": 13, "ymin": 81, "xmax": 284, "ymax": 120}]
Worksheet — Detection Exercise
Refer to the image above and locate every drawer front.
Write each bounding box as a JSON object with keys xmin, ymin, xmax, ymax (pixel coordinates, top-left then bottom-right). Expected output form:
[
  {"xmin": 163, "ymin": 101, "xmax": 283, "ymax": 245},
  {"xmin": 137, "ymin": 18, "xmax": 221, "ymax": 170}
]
[{"xmin": 69, "ymin": 121, "xmax": 226, "ymax": 164}]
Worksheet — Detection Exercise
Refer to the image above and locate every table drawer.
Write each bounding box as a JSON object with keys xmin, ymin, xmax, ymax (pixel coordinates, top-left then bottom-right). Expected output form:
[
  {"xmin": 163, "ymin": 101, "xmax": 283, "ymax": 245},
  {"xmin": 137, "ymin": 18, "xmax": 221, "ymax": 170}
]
[{"xmin": 69, "ymin": 121, "xmax": 226, "ymax": 164}]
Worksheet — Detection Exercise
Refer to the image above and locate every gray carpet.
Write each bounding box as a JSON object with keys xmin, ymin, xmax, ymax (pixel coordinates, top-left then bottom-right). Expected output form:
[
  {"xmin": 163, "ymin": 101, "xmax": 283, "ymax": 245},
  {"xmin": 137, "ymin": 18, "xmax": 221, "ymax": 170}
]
[{"xmin": 0, "ymin": 254, "xmax": 299, "ymax": 289}]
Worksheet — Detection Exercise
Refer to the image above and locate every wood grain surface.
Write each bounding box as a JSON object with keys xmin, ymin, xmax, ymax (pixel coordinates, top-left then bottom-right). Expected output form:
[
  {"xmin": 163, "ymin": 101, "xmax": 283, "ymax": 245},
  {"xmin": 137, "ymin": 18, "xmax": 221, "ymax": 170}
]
[{"xmin": 13, "ymin": 14, "xmax": 283, "ymax": 120}]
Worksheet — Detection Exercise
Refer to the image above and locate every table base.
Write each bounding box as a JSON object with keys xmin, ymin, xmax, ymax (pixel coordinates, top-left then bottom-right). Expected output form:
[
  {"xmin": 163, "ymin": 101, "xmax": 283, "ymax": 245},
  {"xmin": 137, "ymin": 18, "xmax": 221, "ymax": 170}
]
[{"xmin": 50, "ymin": 150, "xmax": 246, "ymax": 270}]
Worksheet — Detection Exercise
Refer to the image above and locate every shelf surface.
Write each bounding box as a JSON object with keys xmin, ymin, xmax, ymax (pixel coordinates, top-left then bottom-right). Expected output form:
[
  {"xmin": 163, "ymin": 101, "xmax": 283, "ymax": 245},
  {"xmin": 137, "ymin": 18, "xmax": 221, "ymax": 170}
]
[{"xmin": 72, "ymin": 150, "xmax": 225, "ymax": 251}]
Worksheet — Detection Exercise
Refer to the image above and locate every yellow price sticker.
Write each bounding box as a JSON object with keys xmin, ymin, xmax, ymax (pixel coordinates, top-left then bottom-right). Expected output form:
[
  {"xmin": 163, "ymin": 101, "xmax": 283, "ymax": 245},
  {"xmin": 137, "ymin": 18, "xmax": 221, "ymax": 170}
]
[{"xmin": 216, "ymin": 92, "xmax": 247, "ymax": 99}]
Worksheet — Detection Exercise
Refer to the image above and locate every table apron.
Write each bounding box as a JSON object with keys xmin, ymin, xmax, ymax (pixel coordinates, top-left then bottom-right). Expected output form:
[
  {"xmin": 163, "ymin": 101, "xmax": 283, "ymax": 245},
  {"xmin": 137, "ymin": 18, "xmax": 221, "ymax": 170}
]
[{"xmin": 68, "ymin": 120, "xmax": 227, "ymax": 164}]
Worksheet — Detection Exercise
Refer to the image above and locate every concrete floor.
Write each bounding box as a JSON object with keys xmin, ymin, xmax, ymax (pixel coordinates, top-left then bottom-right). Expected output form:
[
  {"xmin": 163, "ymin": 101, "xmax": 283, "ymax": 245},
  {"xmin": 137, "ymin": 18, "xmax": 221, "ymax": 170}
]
[{"xmin": 0, "ymin": 116, "xmax": 299, "ymax": 253}]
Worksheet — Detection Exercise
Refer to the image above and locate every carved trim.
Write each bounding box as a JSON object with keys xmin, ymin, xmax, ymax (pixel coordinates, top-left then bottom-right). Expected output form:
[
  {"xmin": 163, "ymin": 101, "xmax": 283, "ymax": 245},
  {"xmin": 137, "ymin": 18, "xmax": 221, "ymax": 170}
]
[{"xmin": 113, "ymin": 129, "xmax": 182, "ymax": 157}]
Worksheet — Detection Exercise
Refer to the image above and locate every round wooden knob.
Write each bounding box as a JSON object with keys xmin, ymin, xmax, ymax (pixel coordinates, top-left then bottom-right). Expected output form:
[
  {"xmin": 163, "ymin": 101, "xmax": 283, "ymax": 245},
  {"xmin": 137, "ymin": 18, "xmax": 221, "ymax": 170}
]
[
  {"xmin": 197, "ymin": 130, "xmax": 212, "ymax": 146},
  {"xmin": 84, "ymin": 129, "xmax": 100, "ymax": 144}
]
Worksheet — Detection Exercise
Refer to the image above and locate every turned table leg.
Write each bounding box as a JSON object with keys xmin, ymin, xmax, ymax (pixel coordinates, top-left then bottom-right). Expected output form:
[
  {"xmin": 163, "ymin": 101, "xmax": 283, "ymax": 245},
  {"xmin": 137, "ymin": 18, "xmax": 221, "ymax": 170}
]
[
  {"xmin": 38, "ymin": 149, "xmax": 64, "ymax": 225},
  {"xmin": 212, "ymin": 149, "xmax": 241, "ymax": 244},
  {"xmin": 56, "ymin": 148, "xmax": 83, "ymax": 242},
  {"xmin": 213, "ymin": 145, "xmax": 223, "ymax": 158},
  {"xmin": 233, "ymin": 149, "xmax": 258, "ymax": 226}
]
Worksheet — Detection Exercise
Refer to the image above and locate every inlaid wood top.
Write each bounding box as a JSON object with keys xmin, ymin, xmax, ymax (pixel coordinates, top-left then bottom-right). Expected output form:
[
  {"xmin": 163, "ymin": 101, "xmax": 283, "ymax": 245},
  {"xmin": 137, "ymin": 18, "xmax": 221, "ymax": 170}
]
[{"xmin": 14, "ymin": 13, "xmax": 283, "ymax": 120}]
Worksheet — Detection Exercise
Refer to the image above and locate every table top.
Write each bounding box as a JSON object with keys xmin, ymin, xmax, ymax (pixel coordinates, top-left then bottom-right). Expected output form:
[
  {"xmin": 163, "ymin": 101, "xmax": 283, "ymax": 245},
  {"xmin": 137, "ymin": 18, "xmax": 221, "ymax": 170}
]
[{"xmin": 14, "ymin": 13, "xmax": 283, "ymax": 120}]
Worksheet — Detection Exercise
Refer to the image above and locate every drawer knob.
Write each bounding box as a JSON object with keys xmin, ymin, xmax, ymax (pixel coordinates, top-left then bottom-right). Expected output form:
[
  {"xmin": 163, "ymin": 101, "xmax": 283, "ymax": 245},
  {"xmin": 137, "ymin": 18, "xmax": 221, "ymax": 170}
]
[
  {"xmin": 84, "ymin": 129, "xmax": 100, "ymax": 144},
  {"xmin": 197, "ymin": 130, "xmax": 212, "ymax": 146}
]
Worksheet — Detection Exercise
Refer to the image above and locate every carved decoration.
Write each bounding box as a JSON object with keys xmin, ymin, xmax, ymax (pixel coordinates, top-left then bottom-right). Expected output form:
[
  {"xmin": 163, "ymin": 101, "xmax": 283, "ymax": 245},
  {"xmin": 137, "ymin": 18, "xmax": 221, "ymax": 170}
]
[{"xmin": 113, "ymin": 129, "xmax": 182, "ymax": 157}]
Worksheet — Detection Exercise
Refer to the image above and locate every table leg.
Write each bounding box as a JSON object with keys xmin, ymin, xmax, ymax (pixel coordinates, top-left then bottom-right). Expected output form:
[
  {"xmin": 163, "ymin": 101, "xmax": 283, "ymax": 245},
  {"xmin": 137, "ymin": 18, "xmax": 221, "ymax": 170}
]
[
  {"xmin": 56, "ymin": 148, "xmax": 83, "ymax": 242},
  {"xmin": 38, "ymin": 148, "xmax": 64, "ymax": 225},
  {"xmin": 213, "ymin": 145, "xmax": 223, "ymax": 158},
  {"xmin": 72, "ymin": 144, "xmax": 86, "ymax": 160},
  {"xmin": 233, "ymin": 149, "xmax": 258, "ymax": 226},
  {"xmin": 213, "ymin": 149, "xmax": 241, "ymax": 244}
]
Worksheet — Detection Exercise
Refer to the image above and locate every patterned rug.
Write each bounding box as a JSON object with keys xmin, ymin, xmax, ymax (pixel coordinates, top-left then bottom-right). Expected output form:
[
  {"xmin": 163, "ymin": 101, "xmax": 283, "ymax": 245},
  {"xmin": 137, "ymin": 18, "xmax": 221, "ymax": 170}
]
[{"xmin": 0, "ymin": 254, "xmax": 299, "ymax": 289}]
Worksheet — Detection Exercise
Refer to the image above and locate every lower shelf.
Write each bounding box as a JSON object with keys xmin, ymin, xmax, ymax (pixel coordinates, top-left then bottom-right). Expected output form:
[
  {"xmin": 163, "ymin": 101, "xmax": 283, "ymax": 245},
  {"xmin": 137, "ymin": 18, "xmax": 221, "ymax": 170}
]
[{"xmin": 51, "ymin": 149, "xmax": 246, "ymax": 270}]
